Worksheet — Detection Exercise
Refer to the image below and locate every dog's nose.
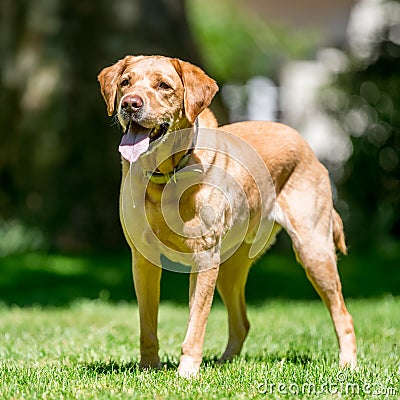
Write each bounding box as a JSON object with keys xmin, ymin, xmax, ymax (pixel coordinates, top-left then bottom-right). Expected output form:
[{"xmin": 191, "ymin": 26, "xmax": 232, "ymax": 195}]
[{"xmin": 121, "ymin": 94, "xmax": 144, "ymax": 112}]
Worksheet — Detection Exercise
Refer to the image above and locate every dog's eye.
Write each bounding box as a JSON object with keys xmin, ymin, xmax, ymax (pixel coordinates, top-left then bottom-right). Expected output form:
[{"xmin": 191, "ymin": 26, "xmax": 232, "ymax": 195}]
[
  {"xmin": 158, "ymin": 81, "xmax": 172, "ymax": 90},
  {"xmin": 120, "ymin": 78, "xmax": 130, "ymax": 87}
]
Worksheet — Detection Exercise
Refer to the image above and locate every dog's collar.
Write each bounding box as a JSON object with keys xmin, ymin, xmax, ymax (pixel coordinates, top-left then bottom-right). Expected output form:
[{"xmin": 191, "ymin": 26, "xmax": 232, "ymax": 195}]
[{"xmin": 144, "ymin": 118, "xmax": 201, "ymax": 184}]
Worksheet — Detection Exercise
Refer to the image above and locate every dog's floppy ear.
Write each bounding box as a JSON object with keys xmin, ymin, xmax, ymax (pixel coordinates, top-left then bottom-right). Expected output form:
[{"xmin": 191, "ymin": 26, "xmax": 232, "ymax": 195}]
[
  {"xmin": 172, "ymin": 59, "xmax": 219, "ymax": 124},
  {"xmin": 97, "ymin": 56, "xmax": 132, "ymax": 116}
]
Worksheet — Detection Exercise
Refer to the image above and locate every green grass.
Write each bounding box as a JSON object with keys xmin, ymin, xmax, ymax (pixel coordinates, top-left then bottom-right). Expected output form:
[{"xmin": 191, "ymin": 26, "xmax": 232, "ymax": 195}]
[
  {"xmin": 0, "ymin": 242, "xmax": 399, "ymax": 398},
  {"xmin": 0, "ymin": 298, "xmax": 398, "ymax": 399}
]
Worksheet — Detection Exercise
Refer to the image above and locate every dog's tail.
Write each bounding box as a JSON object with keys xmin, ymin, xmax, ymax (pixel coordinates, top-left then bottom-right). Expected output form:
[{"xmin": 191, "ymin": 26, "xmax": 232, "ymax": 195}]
[{"xmin": 332, "ymin": 209, "xmax": 347, "ymax": 255}]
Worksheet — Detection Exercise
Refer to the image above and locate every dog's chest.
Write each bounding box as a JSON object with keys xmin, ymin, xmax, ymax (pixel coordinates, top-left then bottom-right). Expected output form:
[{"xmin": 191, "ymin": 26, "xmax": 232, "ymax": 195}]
[
  {"xmin": 121, "ymin": 174, "xmax": 229, "ymax": 264},
  {"xmin": 120, "ymin": 156, "xmax": 276, "ymax": 266}
]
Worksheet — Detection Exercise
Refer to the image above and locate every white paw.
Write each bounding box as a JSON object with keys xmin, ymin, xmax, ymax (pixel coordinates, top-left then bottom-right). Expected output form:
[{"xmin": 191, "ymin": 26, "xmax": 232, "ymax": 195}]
[
  {"xmin": 339, "ymin": 352, "xmax": 357, "ymax": 369},
  {"xmin": 177, "ymin": 355, "xmax": 201, "ymax": 378}
]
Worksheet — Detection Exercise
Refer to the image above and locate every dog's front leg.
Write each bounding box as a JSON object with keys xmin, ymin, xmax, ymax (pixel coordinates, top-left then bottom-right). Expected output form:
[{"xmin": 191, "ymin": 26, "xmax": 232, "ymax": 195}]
[
  {"xmin": 132, "ymin": 249, "xmax": 162, "ymax": 369},
  {"xmin": 178, "ymin": 258, "xmax": 220, "ymax": 378}
]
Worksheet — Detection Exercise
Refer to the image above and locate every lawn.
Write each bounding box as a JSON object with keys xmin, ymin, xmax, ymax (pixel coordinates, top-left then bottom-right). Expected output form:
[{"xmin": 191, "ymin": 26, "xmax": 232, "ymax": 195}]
[
  {"xmin": 0, "ymin": 299, "xmax": 398, "ymax": 399},
  {"xmin": 0, "ymin": 244, "xmax": 399, "ymax": 399}
]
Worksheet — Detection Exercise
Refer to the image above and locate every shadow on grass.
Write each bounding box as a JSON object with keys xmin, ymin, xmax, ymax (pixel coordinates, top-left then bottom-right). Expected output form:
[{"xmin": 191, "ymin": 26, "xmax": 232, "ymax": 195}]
[
  {"xmin": 244, "ymin": 350, "xmax": 313, "ymax": 366},
  {"xmin": 1, "ymin": 234, "xmax": 399, "ymax": 307},
  {"xmin": 0, "ymin": 252, "xmax": 134, "ymax": 307},
  {"xmin": 83, "ymin": 359, "xmax": 179, "ymax": 374},
  {"xmin": 84, "ymin": 360, "xmax": 139, "ymax": 374},
  {"xmin": 202, "ymin": 351, "xmax": 313, "ymax": 367},
  {"xmin": 82, "ymin": 350, "xmax": 313, "ymax": 376}
]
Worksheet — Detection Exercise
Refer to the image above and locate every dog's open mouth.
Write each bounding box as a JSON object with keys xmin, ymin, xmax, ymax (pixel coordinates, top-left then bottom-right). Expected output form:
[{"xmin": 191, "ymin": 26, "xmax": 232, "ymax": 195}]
[{"xmin": 119, "ymin": 120, "xmax": 170, "ymax": 163}]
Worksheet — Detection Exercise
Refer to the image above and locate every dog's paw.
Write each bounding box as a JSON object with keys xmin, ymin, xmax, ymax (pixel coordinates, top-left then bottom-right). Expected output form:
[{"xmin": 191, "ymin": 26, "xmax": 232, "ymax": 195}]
[
  {"xmin": 339, "ymin": 352, "xmax": 357, "ymax": 370},
  {"xmin": 177, "ymin": 355, "xmax": 201, "ymax": 378},
  {"xmin": 139, "ymin": 356, "xmax": 162, "ymax": 370}
]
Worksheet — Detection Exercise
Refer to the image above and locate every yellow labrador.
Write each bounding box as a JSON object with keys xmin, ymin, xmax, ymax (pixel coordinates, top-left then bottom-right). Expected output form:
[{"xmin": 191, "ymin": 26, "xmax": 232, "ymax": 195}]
[{"xmin": 98, "ymin": 55, "xmax": 356, "ymax": 377}]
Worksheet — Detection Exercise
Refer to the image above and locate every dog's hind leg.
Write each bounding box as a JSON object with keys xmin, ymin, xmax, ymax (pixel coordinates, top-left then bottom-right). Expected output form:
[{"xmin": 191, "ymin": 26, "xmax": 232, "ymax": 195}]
[
  {"xmin": 295, "ymin": 245, "xmax": 356, "ymax": 368},
  {"xmin": 301, "ymin": 251, "xmax": 357, "ymax": 368},
  {"xmin": 277, "ymin": 182, "xmax": 357, "ymax": 368},
  {"xmin": 216, "ymin": 243, "xmax": 253, "ymax": 362}
]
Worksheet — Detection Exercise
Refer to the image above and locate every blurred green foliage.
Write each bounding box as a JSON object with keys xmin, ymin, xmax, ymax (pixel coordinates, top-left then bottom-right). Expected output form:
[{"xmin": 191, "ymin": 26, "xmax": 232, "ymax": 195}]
[
  {"xmin": 187, "ymin": 0, "xmax": 319, "ymax": 83},
  {"xmin": 323, "ymin": 24, "xmax": 400, "ymax": 249},
  {"xmin": 0, "ymin": 219, "xmax": 46, "ymax": 257}
]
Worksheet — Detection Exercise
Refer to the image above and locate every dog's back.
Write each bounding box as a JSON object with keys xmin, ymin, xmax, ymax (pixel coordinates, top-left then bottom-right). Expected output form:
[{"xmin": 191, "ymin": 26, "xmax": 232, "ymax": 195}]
[{"xmin": 221, "ymin": 121, "xmax": 319, "ymax": 193}]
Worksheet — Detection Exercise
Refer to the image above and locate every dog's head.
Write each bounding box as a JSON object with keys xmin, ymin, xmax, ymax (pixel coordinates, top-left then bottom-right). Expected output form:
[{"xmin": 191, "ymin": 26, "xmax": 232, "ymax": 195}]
[{"xmin": 98, "ymin": 55, "xmax": 218, "ymax": 163}]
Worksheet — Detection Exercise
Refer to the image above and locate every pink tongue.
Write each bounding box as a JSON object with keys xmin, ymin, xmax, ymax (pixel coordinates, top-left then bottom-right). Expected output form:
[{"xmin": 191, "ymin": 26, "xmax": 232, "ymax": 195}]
[{"xmin": 119, "ymin": 130, "xmax": 150, "ymax": 163}]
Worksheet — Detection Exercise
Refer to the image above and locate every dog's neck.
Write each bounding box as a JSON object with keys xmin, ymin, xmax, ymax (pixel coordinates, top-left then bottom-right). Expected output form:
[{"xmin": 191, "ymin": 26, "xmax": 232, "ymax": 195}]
[{"xmin": 139, "ymin": 118, "xmax": 201, "ymax": 184}]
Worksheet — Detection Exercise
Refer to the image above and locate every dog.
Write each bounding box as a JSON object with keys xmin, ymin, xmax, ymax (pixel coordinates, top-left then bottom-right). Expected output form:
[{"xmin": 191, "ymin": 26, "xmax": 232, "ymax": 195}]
[{"xmin": 97, "ymin": 55, "xmax": 357, "ymax": 377}]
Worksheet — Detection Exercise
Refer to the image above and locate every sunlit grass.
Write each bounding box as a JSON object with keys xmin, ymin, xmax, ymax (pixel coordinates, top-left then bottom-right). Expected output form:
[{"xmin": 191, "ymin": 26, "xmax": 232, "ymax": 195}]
[
  {"xmin": 0, "ymin": 298, "xmax": 398, "ymax": 399},
  {"xmin": 0, "ymin": 245, "xmax": 399, "ymax": 397}
]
